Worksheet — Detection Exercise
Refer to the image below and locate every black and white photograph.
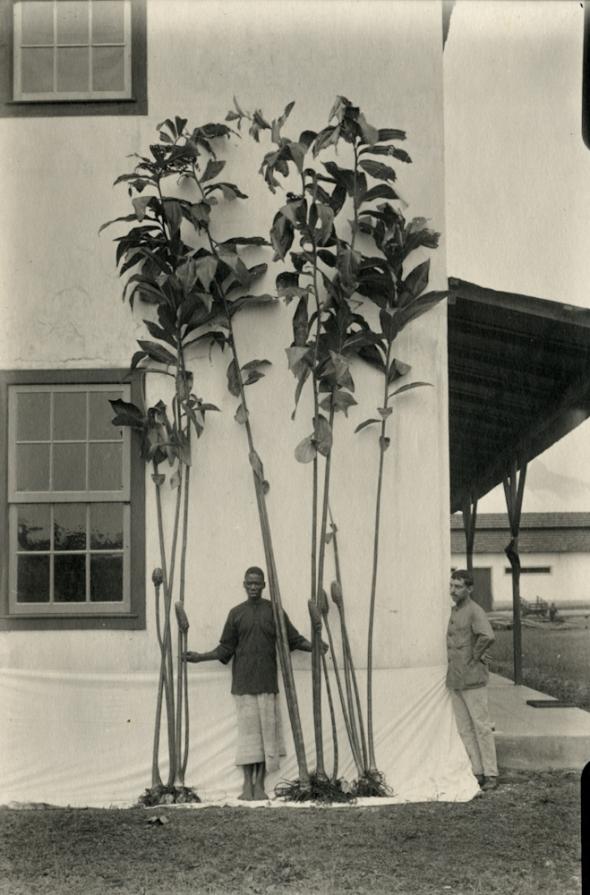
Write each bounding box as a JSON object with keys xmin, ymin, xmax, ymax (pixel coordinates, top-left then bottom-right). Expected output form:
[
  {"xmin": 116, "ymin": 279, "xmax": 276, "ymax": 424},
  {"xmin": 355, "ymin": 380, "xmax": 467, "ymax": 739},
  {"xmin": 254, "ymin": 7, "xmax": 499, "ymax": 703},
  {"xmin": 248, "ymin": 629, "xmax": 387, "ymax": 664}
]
[{"xmin": 0, "ymin": 1, "xmax": 587, "ymax": 893}]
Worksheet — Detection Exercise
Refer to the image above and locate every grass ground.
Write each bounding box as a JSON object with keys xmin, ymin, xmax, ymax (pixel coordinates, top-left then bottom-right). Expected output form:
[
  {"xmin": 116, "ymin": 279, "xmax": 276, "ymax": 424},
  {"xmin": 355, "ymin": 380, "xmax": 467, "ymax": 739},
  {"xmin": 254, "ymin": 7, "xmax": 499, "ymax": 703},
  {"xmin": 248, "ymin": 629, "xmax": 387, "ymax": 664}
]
[
  {"xmin": 0, "ymin": 771, "xmax": 582, "ymax": 895},
  {"xmin": 490, "ymin": 622, "xmax": 590, "ymax": 710}
]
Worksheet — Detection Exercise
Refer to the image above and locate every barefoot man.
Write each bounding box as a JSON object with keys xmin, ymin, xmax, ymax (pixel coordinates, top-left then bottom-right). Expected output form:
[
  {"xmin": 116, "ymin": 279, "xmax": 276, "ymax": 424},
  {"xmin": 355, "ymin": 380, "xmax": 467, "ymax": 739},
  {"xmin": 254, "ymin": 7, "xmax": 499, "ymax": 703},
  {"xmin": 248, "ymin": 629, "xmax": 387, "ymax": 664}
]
[{"xmin": 183, "ymin": 566, "xmax": 312, "ymax": 800}]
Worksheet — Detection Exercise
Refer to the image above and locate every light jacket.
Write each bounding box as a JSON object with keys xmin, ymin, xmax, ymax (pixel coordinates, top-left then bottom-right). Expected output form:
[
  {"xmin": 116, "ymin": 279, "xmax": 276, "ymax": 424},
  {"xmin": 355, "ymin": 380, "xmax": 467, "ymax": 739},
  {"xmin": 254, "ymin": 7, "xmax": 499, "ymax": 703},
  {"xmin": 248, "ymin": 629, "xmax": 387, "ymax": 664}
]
[{"xmin": 446, "ymin": 597, "xmax": 495, "ymax": 690}]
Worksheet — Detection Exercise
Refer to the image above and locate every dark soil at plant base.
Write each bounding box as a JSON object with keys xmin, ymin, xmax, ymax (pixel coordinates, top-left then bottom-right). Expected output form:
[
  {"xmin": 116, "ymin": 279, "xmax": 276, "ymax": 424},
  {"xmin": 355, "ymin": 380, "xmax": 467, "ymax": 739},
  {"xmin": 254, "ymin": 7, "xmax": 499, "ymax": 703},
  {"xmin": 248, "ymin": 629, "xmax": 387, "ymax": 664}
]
[{"xmin": 0, "ymin": 771, "xmax": 582, "ymax": 895}]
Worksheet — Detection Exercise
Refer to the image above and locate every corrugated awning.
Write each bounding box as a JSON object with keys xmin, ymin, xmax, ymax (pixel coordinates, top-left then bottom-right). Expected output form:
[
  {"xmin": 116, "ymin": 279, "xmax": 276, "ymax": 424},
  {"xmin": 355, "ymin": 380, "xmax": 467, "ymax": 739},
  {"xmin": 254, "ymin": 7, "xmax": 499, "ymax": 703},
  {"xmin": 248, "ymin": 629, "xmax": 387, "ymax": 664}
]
[{"xmin": 448, "ymin": 278, "xmax": 590, "ymax": 512}]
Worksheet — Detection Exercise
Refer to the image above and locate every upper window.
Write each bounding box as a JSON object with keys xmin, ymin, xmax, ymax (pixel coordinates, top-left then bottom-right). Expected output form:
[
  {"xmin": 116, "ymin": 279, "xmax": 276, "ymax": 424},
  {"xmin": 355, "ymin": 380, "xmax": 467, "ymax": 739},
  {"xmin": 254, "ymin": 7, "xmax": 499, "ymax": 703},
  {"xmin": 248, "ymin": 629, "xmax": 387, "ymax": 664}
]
[
  {"xmin": 0, "ymin": 0, "xmax": 147, "ymax": 117},
  {"xmin": 0, "ymin": 371, "xmax": 146, "ymax": 629},
  {"xmin": 13, "ymin": 0, "xmax": 132, "ymax": 102}
]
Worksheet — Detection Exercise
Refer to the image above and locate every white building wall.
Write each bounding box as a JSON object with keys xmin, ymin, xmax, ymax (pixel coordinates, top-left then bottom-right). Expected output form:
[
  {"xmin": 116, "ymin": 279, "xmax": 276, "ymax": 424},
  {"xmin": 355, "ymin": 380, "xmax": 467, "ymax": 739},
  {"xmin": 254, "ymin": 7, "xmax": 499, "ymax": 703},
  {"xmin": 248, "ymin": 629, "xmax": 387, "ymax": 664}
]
[
  {"xmin": 0, "ymin": 1, "xmax": 474, "ymax": 805},
  {"xmin": 452, "ymin": 551, "xmax": 590, "ymax": 607}
]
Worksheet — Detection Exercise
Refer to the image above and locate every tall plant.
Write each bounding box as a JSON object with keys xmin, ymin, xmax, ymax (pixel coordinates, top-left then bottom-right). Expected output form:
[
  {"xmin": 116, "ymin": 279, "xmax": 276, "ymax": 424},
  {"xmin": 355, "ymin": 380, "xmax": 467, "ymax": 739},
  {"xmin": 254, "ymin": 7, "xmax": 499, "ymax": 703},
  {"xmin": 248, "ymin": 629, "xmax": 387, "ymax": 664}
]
[
  {"xmin": 103, "ymin": 115, "xmax": 311, "ymax": 792},
  {"xmin": 232, "ymin": 96, "xmax": 445, "ymax": 792}
]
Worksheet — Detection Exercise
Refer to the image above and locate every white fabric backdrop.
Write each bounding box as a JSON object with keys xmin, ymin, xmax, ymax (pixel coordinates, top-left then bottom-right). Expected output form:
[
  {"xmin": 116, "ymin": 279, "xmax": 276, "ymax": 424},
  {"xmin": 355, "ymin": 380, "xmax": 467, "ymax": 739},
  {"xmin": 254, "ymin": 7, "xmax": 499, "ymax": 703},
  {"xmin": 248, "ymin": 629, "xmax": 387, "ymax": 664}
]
[{"xmin": 0, "ymin": 665, "xmax": 478, "ymax": 807}]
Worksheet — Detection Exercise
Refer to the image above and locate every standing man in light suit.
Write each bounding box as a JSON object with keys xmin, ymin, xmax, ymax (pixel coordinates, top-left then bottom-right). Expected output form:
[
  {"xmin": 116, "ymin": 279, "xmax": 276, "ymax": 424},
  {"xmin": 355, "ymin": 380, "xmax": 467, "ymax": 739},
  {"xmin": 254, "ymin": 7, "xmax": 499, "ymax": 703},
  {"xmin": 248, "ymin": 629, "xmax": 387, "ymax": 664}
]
[{"xmin": 447, "ymin": 569, "xmax": 498, "ymax": 792}]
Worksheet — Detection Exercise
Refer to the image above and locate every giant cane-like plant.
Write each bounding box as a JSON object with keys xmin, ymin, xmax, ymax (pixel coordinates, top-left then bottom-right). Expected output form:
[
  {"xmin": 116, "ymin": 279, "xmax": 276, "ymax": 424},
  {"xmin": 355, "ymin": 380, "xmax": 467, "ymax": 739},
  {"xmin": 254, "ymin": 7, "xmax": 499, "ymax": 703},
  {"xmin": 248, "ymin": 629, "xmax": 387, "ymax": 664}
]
[
  {"xmin": 232, "ymin": 96, "xmax": 445, "ymax": 794},
  {"xmin": 104, "ymin": 115, "xmax": 311, "ymax": 794}
]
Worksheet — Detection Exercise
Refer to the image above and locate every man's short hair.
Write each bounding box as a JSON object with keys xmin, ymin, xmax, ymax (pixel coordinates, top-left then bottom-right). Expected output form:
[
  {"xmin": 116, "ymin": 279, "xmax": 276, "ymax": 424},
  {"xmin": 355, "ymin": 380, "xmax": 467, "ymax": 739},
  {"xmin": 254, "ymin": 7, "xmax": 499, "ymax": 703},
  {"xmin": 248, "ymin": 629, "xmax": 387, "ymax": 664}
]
[
  {"xmin": 451, "ymin": 569, "xmax": 474, "ymax": 587},
  {"xmin": 244, "ymin": 566, "xmax": 265, "ymax": 579}
]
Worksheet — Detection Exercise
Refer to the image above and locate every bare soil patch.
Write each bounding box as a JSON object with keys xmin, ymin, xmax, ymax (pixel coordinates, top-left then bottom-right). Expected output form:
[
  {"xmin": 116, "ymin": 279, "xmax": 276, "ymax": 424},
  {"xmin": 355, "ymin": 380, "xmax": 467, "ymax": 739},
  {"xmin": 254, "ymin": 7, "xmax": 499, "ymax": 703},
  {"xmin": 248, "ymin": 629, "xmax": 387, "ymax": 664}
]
[{"xmin": 0, "ymin": 771, "xmax": 581, "ymax": 895}]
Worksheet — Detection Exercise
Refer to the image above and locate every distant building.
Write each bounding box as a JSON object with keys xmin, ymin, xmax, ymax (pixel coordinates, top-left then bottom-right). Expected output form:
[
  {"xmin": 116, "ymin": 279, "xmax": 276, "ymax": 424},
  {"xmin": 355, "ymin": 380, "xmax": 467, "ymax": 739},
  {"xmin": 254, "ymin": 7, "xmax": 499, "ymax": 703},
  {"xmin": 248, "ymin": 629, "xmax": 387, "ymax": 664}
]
[{"xmin": 451, "ymin": 513, "xmax": 590, "ymax": 610}]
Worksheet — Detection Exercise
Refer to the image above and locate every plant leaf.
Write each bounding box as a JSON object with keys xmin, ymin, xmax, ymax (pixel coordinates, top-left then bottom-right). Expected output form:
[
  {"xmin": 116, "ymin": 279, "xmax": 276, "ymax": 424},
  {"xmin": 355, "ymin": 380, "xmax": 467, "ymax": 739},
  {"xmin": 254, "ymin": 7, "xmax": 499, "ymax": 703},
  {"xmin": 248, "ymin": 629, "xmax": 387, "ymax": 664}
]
[
  {"xmin": 377, "ymin": 128, "xmax": 406, "ymax": 142},
  {"xmin": 136, "ymin": 340, "xmax": 177, "ymax": 366},
  {"xmin": 354, "ymin": 418, "xmax": 381, "ymax": 433},
  {"xmin": 403, "ymin": 259, "xmax": 430, "ymax": 300},
  {"xmin": 320, "ymin": 390, "xmax": 357, "ymax": 416},
  {"xmin": 389, "ymin": 381, "xmax": 433, "ymax": 399},
  {"xmin": 162, "ymin": 199, "xmax": 183, "ymax": 233},
  {"xmin": 243, "ymin": 370, "xmax": 266, "ymax": 387},
  {"xmin": 314, "ymin": 415, "xmax": 332, "ymax": 457},
  {"xmin": 109, "ymin": 398, "xmax": 145, "ymax": 428},
  {"xmin": 227, "ymin": 294, "xmax": 277, "ymax": 316},
  {"xmin": 201, "ymin": 159, "xmax": 226, "ymax": 183},
  {"xmin": 362, "ymin": 184, "xmax": 399, "ymax": 204},
  {"xmin": 226, "ymin": 358, "xmax": 241, "ymax": 397},
  {"xmin": 294, "ymin": 435, "xmax": 316, "ymax": 463},
  {"xmin": 235, "ymin": 403, "xmax": 248, "ymax": 425},
  {"xmin": 359, "ymin": 160, "xmax": 397, "ymax": 182},
  {"xmin": 195, "ymin": 255, "xmax": 218, "ymax": 291}
]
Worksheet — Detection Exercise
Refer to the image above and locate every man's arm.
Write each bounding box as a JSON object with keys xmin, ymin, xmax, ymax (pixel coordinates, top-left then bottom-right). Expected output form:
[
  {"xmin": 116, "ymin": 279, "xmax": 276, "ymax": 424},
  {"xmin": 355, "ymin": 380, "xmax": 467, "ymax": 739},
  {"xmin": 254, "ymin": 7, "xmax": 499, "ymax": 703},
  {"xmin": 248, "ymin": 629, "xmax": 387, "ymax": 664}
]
[
  {"xmin": 471, "ymin": 606, "xmax": 495, "ymax": 662},
  {"xmin": 183, "ymin": 647, "xmax": 225, "ymax": 663},
  {"xmin": 183, "ymin": 609, "xmax": 238, "ymax": 664}
]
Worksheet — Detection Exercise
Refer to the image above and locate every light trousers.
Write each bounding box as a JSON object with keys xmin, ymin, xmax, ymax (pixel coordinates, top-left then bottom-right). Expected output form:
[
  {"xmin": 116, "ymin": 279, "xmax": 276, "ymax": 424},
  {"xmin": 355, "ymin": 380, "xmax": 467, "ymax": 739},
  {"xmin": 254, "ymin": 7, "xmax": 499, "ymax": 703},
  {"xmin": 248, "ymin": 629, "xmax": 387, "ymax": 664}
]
[{"xmin": 450, "ymin": 686, "xmax": 498, "ymax": 778}]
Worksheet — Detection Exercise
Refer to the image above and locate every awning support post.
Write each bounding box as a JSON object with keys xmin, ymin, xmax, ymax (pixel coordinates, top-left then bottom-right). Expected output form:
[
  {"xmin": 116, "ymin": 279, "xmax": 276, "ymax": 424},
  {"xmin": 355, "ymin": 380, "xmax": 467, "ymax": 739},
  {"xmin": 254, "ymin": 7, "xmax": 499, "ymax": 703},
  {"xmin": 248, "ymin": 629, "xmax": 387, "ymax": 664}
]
[
  {"xmin": 461, "ymin": 495, "xmax": 478, "ymax": 574},
  {"xmin": 502, "ymin": 459, "xmax": 527, "ymax": 686}
]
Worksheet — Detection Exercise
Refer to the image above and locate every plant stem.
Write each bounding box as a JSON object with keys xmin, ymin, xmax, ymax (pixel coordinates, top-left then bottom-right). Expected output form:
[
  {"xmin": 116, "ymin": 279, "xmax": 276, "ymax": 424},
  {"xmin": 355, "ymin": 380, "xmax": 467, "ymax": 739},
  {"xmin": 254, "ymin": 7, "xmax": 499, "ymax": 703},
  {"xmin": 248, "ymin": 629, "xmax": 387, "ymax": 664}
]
[
  {"xmin": 151, "ymin": 465, "xmax": 176, "ymax": 787},
  {"xmin": 366, "ymin": 340, "xmax": 393, "ymax": 771},
  {"xmin": 329, "ymin": 512, "xmax": 368, "ymax": 770},
  {"xmin": 321, "ymin": 649, "xmax": 339, "ymax": 782},
  {"xmin": 218, "ymin": 278, "xmax": 310, "ymax": 785}
]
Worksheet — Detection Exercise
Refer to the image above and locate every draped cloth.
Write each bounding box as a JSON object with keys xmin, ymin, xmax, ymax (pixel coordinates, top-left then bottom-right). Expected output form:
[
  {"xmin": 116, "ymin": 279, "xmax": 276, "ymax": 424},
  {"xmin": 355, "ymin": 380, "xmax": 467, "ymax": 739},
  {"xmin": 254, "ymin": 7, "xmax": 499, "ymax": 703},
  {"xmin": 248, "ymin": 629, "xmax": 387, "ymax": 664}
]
[{"xmin": 234, "ymin": 693, "xmax": 286, "ymax": 771}]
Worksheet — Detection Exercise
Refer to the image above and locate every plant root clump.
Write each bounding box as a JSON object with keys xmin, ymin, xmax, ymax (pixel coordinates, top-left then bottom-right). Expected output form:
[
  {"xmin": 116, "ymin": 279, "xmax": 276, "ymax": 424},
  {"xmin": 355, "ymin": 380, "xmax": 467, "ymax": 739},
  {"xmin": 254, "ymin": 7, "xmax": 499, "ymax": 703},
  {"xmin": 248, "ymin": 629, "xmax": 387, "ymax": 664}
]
[
  {"xmin": 351, "ymin": 770, "xmax": 393, "ymax": 798},
  {"xmin": 274, "ymin": 773, "xmax": 356, "ymax": 804},
  {"xmin": 137, "ymin": 785, "xmax": 201, "ymax": 807}
]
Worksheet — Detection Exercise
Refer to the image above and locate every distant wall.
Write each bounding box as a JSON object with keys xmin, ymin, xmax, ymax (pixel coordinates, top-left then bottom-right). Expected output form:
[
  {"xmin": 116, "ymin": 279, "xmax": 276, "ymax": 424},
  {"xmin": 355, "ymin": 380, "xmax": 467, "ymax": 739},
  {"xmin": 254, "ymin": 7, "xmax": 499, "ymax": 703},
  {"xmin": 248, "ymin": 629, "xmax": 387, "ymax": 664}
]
[{"xmin": 452, "ymin": 551, "xmax": 590, "ymax": 608}]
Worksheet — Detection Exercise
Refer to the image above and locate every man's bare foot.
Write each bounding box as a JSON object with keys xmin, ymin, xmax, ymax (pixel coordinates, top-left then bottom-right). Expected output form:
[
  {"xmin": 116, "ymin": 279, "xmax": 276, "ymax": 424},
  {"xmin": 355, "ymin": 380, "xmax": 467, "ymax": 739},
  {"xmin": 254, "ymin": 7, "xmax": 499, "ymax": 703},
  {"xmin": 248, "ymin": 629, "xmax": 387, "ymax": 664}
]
[
  {"xmin": 238, "ymin": 786, "xmax": 254, "ymax": 801},
  {"xmin": 252, "ymin": 786, "xmax": 269, "ymax": 801}
]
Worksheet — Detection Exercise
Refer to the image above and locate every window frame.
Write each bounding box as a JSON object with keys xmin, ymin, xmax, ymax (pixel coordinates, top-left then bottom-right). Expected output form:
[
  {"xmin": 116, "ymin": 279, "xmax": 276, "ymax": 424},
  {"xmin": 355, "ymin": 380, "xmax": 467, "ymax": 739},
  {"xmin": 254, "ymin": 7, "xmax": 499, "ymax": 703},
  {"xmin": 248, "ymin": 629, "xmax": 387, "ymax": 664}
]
[
  {"xmin": 0, "ymin": 369, "xmax": 146, "ymax": 630},
  {"xmin": 0, "ymin": 0, "xmax": 147, "ymax": 118},
  {"xmin": 503, "ymin": 566, "xmax": 552, "ymax": 575},
  {"xmin": 13, "ymin": 0, "xmax": 133, "ymax": 103}
]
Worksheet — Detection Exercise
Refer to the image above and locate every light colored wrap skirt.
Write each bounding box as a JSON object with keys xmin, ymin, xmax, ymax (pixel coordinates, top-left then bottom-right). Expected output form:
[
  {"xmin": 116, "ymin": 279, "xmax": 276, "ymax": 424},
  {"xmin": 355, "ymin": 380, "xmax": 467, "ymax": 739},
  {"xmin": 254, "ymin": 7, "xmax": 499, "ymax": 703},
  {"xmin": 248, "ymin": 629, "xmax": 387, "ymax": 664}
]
[{"xmin": 233, "ymin": 693, "xmax": 286, "ymax": 771}]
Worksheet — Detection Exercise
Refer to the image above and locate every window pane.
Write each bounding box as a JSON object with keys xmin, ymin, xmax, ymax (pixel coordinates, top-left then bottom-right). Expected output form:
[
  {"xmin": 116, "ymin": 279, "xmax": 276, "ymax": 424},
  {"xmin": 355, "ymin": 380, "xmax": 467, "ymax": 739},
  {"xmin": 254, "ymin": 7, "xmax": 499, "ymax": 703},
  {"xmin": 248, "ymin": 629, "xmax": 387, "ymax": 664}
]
[
  {"xmin": 54, "ymin": 504, "xmax": 86, "ymax": 550},
  {"xmin": 54, "ymin": 554, "xmax": 86, "ymax": 602},
  {"xmin": 92, "ymin": 1, "xmax": 125, "ymax": 43},
  {"xmin": 56, "ymin": 46, "xmax": 89, "ymax": 92},
  {"xmin": 53, "ymin": 443, "xmax": 86, "ymax": 490},
  {"xmin": 89, "ymin": 390, "xmax": 123, "ymax": 440},
  {"xmin": 53, "ymin": 391, "xmax": 86, "ymax": 440},
  {"xmin": 92, "ymin": 46, "xmax": 124, "ymax": 92},
  {"xmin": 16, "ymin": 391, "xmax": 50, "ymax": 440},
  {"xmin": 17, "ymin": 555, "xmax": 50, "ymax": 603},
  {"xmin": 21, "ymin": 46, "xmax": 54, "ymax": 93},
  {"xmin": 90, "ymin": 503, "xmax": 123, "ymax": 549},
  {"xmin": 17, "ymin": 505, "xmax": 51, "ymax": 550},
  {"xmin": 16, "ymin": 443, "xmax": 50, "ymax": 491},
  {"xmin": 57, "ymin": 0, "xmax": 89, "ymax": 44},
  {"xmin": 21, "ymin": 1, "xmax": 54, "ymax": 44},
  {"xmin": 90, "ymin": 554, "xmax": 122, "ymax": 601},
  {"xmin": 88, "ymin": 443, "xmax": 122, "ymax": 490}
]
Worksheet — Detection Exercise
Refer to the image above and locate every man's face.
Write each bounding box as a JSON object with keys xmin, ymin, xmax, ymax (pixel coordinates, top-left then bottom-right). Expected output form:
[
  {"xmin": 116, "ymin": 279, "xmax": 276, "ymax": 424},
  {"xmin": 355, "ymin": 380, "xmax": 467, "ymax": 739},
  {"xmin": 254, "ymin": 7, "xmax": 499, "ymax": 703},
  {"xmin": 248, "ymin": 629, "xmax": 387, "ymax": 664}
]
[
  {"xmin": 244, "ymin": 571, "xmax": 265, "ymax": 600},
  {"xmin": 450, "ymin": 577, "xmax": 471, "ymax": 604}
]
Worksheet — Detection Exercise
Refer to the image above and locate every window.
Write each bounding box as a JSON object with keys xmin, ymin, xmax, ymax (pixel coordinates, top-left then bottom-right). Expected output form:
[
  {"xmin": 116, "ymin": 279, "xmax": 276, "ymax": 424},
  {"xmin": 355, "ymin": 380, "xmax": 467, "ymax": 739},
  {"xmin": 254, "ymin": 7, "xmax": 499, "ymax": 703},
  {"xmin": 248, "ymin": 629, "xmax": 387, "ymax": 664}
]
[
  {"xmin": 504, "ymin": 566, "xmax": 551, "ymax": 575},
  {"xmin": 0, "ymin": 0, "xmax": 147, "ymax": 117},
  {"xmin": 14, "ymin": 0, "xmax": 132, "ymax": 101},
  {"xmin": 0, "ymin": 370, "xmax": 145, "ymax": 629}
]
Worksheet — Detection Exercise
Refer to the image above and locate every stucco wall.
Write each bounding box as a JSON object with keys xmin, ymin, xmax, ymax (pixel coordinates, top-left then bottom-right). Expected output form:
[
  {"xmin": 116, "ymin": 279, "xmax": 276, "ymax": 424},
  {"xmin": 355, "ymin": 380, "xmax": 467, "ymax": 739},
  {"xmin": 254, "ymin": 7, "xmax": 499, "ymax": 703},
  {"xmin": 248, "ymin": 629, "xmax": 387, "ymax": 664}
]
[{"xmin": 0, "ymin": 0, "xmax": 449, "ymax": 676}]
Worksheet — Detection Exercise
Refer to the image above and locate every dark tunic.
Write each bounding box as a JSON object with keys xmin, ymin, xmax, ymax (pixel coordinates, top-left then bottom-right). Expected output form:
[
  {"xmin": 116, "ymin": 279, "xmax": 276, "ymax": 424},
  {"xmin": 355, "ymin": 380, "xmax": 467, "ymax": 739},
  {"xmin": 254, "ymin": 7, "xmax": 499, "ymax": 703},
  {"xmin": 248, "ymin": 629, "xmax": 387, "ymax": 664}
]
[{"xmin": 215, "ymin": 598, "xmax": 306, "ymax": 695}]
